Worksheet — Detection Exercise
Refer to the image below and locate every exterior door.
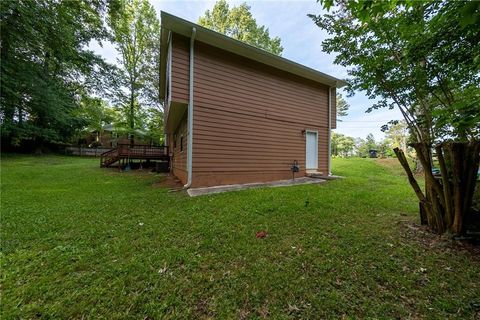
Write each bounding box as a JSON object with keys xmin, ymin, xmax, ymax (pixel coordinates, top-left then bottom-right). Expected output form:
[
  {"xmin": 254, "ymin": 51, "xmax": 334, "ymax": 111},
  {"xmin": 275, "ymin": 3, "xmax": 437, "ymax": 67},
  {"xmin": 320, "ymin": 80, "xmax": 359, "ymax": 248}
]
[{"xmin": 306, "ymin": 131, "xmax": 318, "ymax": 169}]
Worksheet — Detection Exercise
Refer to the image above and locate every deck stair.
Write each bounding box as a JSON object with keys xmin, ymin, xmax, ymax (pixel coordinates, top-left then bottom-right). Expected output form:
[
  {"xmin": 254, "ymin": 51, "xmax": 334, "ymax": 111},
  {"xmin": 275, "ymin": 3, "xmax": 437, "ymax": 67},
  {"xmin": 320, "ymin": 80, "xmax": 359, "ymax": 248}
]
[{"xmin": 100, "ymin": 144, "xmax": 169, "ymax": 168}]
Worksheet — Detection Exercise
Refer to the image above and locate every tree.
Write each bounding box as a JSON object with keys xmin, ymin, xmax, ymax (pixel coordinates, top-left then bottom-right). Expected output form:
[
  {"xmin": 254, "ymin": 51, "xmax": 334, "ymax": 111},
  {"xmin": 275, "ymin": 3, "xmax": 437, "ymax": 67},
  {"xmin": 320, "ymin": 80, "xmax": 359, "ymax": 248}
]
[
  {"xmin": 354, "ymin": 138, "xmax": 366, "ymax": 157},
  {"xmin": 336, "ymin": 93, "xmax": 349, "ymax": 120},
  {"xmin": 331, "ymin": 132, "xmax": 355, "ymax": 157},
  {"xmin": 384, "ymin": 120, "xmax": 409, "ymax": 153},
  {"xmin": 0, "ymin": 0, "xmax": 114, "ymax": 151},
  {"xmin": 365, "ymin": 133, "xmax": 377, "ymax": 151},
  {"xmin": 144, "ymin": 107, "xmax": 164, "ymax": 145},
  {"xmin": 354, "ymin": 133, "xmax": 377, "ymax": 157},
  {"xmin": 311, "ymin": 1, "xmax": 480, "ymax": 235},
  {"xmin": 108, "ymin": 0, "xmax": 161, "ymax": 145},
  {"xmin": 198, "ymin": 0, "xmax": 283, "ymax": 55},
  {"xmin": 377, "ymin": 139, "xmax": 394, "ymax": 158},
  {"xmin": 73, "ymin": 94, "xmax": 121, "ymax": 146}
]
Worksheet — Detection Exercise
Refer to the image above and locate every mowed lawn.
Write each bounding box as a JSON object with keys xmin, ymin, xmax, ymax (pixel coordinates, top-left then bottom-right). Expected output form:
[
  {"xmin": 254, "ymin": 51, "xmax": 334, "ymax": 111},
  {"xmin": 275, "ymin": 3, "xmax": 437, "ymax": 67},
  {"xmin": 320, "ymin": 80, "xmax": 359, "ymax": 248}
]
[{"xmin": 1, "ymin": 155, "xmax": 479, "ymax": 319}]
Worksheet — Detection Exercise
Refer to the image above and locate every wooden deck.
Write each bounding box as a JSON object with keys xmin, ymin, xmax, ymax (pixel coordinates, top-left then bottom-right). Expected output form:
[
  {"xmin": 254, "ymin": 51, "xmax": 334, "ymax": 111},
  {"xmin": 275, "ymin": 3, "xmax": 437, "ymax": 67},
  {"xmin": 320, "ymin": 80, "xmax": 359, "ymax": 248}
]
[{"xmin": 100, "ymin": 144, "xmax": 169, "ymax": 168}]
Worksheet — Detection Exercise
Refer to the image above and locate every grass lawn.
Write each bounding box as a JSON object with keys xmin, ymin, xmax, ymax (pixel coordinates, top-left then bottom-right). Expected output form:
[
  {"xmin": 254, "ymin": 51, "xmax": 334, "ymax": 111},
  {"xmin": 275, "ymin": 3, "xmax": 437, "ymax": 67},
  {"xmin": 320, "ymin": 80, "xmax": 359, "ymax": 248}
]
[{"xmin": 1, "ymin": 155, "xmax": 479, "ymax": 319}]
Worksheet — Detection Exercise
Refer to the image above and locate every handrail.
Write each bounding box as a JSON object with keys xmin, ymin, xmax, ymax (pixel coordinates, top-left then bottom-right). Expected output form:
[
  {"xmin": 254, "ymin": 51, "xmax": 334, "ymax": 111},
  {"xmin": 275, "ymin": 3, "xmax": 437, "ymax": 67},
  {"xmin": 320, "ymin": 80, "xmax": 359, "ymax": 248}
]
[
  {"xmin": 117, "ymin": 145, "xmax": 168, "ymax": 156},
  {"xmin": 117, "ymin": 143, "xmax": 167, "ymax": 149},
  {"xmin": 101, "ymin": 148, "xmax": 118, "ymax": 157},
  {"xmin": 100, "ymin": 145, "xmax": 169, "ymax": 168}
]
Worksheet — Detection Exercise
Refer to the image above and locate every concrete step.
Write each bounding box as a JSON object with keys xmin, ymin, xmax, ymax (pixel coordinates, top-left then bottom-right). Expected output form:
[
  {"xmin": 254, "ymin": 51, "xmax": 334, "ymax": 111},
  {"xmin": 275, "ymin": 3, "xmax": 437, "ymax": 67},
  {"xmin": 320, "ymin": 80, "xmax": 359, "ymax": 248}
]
[{"xmin": 306, "ymin": 171, "xmax": 343, "ymax": 180}]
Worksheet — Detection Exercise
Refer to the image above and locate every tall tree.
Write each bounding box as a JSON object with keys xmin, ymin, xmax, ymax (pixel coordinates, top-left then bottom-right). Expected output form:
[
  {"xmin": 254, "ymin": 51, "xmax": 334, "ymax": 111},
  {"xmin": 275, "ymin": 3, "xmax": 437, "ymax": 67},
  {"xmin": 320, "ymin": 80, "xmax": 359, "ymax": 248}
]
[
  {"xmin": 385, "ymin": 120, "xmax": 409, "ymax": 153},
  {"xmin": 311, "ymin": 0, "xmax": 480, "ymax": 235},
  {"xmin": 198, "ymin": 0, "xmax": 283, "ymax": 55},
  {"xmin": 336, "ymin": 93, "xmax": 349, "ymax": 120},
  {"xmin": 331, "ymin": 132, "xmax": 355, "ymax": 157},
  {"xmin": 73, "ymin": 93, "xmax": 121, "ymax": 146},
  {"xmin": 108, "ymin": 0, "xmax": 160, "ymax": 145},
  {"xmin": 0, "ymin": 0, "xmax": 114, "ymax": 150}
]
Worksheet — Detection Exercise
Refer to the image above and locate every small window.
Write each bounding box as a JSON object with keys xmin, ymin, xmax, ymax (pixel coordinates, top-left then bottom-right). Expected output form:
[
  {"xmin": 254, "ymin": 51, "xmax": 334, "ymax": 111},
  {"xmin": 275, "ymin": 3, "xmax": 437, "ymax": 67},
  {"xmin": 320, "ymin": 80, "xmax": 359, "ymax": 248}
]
[{"xmin": 180, "ymin": 136, "xmax": 184, "ymax": 152}]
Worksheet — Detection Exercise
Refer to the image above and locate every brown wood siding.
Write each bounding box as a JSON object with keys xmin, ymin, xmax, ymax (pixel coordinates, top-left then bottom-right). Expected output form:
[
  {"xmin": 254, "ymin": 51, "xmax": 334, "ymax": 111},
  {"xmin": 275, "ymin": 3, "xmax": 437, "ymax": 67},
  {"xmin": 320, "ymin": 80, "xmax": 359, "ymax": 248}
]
[
  {"xmin": 189, "ymin": 40, "xmax": 331, "ymax": 187},
  {"xmin": 171, "ymin": 34, "xmax": 189, "ymax": 103},
  {"xmin": 169, "ymin": 114, "xmax": 188, "ymax": 184},
  {"xmin": 331, "ymin": 88, "xmax": 337, "ymax": 129}
]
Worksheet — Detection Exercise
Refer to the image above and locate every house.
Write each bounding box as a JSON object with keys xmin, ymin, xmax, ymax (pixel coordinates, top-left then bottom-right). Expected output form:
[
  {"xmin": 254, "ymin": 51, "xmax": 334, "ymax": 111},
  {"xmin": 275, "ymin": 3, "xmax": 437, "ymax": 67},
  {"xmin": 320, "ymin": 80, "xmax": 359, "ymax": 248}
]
[
  {"xmin": 159, "ymin": 12, "xmax": 346, "ymax": 188},
  {"xmin": 86, "ymin": 125, "xmax": 149, "ymax": 148}
]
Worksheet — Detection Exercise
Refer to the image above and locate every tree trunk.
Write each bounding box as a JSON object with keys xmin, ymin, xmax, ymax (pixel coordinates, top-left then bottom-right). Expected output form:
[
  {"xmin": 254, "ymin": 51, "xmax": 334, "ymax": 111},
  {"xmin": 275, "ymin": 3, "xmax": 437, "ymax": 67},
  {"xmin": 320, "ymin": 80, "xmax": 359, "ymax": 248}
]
[
  {"xmin": 450, "ymin": 143, "xmax": 464, "ymax": 234},
  {"xmin": 394, "ymin": 147, "xmax": 433, "ymax": 224},
  {"xmin": 436, "ymin": 144, "xmax": 453, "ymax": 227},
  {"xmin": 397, "ymin": 142, "xmax": 479, "ymax": 236},
  {"xmin": 129, "ymin": 83, "xmax": 135, "ymax": 147}
]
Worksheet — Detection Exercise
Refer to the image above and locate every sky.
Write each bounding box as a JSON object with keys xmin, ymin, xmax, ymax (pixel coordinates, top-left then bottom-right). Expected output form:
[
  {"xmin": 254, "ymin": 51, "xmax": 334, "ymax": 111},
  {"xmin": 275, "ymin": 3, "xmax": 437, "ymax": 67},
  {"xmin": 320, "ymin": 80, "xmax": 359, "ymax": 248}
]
[{"xmin": 90, "ymin": 0, "xmax": 404, "ymax": 141}]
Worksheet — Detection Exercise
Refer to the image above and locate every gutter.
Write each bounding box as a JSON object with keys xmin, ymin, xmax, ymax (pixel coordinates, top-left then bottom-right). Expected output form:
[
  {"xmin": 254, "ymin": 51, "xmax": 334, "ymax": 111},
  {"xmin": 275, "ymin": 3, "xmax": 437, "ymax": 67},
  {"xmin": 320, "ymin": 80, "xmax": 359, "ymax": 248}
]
[
  {"xmin": 184, "ymin": 27, "xmax": 196, "ymax": 189},
  {"xmin": 164, "ymin": 31, "xmax": 172, "ymax": 145},
  {"xmin": 327, "ymin": 85, "xmax": 334, "ymax": 176}
]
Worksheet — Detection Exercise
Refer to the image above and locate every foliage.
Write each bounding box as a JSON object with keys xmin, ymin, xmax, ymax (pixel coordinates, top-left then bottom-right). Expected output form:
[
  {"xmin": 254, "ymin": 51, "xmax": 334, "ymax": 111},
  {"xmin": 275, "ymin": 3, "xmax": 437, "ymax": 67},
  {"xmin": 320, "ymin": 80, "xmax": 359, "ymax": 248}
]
[
  {"xmin": 336, "ymin": 93, "xmax": 349, "ymax": 119},
  {"xmin": 0, "ymin": 0, "xmax": 115, "ymax": 149},
  {"xmin": 331, "ymin": 132, "xmax": 354, "ymax": 157},
  {"xmin": 384, "ymin": 120, "xmax": 409, "ymax": 152},
  {"xmin": 198, "ymin": 0, "xmax": 283, "ymax": 55},
  {"xmin": 75, "ymin": 95, "xmax": 121, "ymax": 133},
  {"xmin": 2, "ymin": 155, "xmax": 479, "ymax": 318},
  {"xmin": 354, "ymin": 133, "xmax": 377, "ymax": 157},
  {"xmin": 108, "ymin": 0, "xmax": 161, "ymax": 137},
  {"xmin": 310, "ymin": 0, "xmax": 480, "ymax": 144},
  {"xmin": 312, "ymin": 0, "xmax": 480, "ymax": 235},
  {"xmin": 72, "ymin": 94, "xmax": 123, "ymax": 145},
  {"xmin": 143, "ymin": 107, "xmax": 164, "ymax": 144}
]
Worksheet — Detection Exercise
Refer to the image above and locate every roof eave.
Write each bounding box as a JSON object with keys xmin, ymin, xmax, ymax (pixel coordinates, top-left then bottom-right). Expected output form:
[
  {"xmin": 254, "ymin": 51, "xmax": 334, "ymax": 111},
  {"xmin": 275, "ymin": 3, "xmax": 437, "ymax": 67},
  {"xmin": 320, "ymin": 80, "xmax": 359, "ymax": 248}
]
[
  {"xmin": 159, "ymin": 25, "xmax": 169, "ymax": 102},
  {"xmin": 160, "ymin": 11, "xmax": 346, "ymax": 89}
]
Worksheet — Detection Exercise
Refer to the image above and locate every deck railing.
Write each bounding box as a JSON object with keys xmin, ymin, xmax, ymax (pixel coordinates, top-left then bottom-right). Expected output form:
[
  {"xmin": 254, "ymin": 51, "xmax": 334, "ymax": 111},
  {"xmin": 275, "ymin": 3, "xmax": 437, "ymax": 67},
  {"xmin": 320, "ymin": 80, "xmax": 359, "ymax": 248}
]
[
  {"xmin": 100, "ymin": 144, "xmax": 169, "ymax": 167},
  {"xmin": 117, "ymin": 144, "xmax": 169, "ymax": 158}
]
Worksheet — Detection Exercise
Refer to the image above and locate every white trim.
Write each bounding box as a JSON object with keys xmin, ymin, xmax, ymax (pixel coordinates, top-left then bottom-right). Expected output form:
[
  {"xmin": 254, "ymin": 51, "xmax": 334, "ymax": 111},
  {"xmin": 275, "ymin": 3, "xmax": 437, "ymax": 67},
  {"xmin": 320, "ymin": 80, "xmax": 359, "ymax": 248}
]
[
  {"xmin": 184, "ymin": 27, "xmax": 196, "ymax": 189},
  {"xmin": 305, "ymin": 130, "xmax": 319, "ymax": 170}
]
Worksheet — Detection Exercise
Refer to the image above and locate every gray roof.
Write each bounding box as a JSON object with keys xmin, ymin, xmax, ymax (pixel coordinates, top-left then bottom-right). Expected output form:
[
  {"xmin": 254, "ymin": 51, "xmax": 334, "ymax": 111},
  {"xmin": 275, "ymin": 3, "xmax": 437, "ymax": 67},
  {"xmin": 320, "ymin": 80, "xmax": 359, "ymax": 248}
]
[{"xmin": 159, "ymin": 11, "xmax": 346, "ymax": 101}]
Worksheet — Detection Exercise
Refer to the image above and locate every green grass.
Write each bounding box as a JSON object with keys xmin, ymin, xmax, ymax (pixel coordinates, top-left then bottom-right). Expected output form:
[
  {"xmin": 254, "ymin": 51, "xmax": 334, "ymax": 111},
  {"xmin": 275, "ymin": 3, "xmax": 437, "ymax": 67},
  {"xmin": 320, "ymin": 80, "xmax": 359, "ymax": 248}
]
[{"xmin": 1, "ymin": 155, "xmax": 479, "ymax": 319}]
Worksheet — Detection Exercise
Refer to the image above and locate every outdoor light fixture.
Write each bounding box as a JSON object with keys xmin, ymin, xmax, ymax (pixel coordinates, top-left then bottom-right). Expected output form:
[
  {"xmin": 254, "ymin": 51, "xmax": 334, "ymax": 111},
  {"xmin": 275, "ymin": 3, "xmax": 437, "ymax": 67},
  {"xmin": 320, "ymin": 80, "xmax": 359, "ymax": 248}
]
[{"xmin": 301, "ymin": 129, "xmax": 306, "ymax": 136}]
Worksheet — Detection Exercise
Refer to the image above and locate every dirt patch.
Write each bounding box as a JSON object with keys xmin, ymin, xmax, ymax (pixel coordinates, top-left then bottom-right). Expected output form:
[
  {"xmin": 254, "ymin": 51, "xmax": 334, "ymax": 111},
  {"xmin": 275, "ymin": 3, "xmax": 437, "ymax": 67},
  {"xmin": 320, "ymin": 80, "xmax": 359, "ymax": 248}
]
[
  {"xmin": 152, "ymin": 174, "xmax": 184, "ymax": 190},
  {"xmin": 399, "ymin": 220, "xmax": 480, "ymax": 257}
]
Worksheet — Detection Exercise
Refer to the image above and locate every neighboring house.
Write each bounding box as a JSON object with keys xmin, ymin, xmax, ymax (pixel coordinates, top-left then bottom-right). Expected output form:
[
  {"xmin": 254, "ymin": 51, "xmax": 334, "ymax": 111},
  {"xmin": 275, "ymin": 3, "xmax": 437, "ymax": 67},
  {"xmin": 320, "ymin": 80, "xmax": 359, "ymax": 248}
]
[
  {"xmin": 87, "ymin": 124, "xmax": 150, "ymax": 148},
  {"xmin": 159, "ymin": 12, "xmax": 346, "ymax": 188}
]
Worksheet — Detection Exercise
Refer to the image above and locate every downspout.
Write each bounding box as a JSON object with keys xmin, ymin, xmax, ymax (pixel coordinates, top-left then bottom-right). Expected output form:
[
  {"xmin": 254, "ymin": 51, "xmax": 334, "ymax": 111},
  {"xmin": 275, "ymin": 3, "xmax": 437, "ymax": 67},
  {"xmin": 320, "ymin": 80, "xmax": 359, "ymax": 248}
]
[
  {"xmin": 164, "ymin": 31, "xmax": 172, "ymax": 147},
  {"xmin": 327, "ymin": 85, "xmax": 333, "ymax": 176},
  {"xmin": 184, "ymin": 27, "xmax": 196, "ymax": 188}
]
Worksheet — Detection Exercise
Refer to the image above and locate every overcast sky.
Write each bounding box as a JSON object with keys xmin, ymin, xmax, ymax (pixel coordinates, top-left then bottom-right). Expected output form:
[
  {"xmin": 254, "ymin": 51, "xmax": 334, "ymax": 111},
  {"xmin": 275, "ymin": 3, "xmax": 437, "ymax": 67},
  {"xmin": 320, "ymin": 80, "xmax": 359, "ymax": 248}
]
[{"xmin": 90, "ymin": 0, "xmax": 403, "ymax": 141}]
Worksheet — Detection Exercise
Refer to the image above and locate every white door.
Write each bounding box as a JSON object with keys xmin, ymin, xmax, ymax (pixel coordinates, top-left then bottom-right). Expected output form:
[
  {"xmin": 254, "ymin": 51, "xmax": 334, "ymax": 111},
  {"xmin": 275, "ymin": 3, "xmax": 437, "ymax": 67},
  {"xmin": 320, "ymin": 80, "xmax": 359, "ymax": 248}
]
[{"xmin": 306, "ymin": 131, "xmax": 318, "ymax": 169}]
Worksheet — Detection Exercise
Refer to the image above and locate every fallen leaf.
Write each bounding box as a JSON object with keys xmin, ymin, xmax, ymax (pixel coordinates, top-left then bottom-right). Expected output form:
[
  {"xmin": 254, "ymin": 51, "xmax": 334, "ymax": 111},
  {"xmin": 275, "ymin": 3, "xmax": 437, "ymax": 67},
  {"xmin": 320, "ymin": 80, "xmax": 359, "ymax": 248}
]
[{"xmin": 256, "ymin": 230, "xmax": 267, "ymax": 238}]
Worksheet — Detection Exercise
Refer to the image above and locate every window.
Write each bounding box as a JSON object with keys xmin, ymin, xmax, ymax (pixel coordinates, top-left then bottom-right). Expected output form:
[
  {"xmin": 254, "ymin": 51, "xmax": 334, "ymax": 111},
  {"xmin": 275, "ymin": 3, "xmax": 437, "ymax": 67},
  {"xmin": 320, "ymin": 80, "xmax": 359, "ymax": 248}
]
[{"xmin": 180, "ymin": 136, "xmax": 184, "ymax": 152}]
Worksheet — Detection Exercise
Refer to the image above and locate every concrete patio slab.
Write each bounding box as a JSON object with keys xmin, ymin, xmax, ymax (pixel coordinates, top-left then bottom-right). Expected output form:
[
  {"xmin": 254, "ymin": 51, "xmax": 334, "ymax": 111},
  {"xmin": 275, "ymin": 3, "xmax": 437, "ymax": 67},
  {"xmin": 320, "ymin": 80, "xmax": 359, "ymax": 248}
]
[{"xmin": 187, "ymin": 177, "xmax": 327, "ymax": 197}]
